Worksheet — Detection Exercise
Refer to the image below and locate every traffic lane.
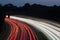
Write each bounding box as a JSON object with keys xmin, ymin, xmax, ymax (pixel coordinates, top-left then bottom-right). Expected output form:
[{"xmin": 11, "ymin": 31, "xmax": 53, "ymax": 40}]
[
  {"xmin": 5, "ymin": 18, "xmax": 36, "ymax": 40},
  {"xmin": 12, "ymin": 19, "xmax": 36, "ymax": 40},
  {"xmin": 5, "ymin": 18, "xmax": 18, "ymax": 40},
  {"xmin": 5, "ymin": 18, "xmax": 24, "ymax": 40},
  {"xmin": 12, "ymin": 19, "xmax": 27, "ymax": 40},
  {"xmin": 16, "ymin": 15, "xmax": 60, "ymax": 28},
  {"xmin": 11, "ymin": 19, "xmax": 27, "ymax": 40},
  {"xmin": 14, "ymin": 15, "xmax": 60, "ymax": 31},
  {"xmin": 10, "ymin": 16, "xmax": 60, "ymax": 40}
]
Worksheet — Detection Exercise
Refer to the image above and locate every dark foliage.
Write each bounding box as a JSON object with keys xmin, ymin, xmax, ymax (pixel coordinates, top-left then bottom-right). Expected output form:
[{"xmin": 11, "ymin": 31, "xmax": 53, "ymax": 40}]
[
  {"xmin": 0, "ymin": 3, "xmax": 60, "ymax": 30},
  {"xmin": 1, "ymin": 3, "xmax": 59, "ymax": 22}
]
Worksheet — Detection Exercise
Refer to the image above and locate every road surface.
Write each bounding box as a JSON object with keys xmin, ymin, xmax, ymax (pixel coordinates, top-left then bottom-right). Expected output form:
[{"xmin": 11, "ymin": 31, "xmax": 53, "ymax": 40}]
[
  {"xmin": 5, "ymin": 18, "xmax": 36, "ymax": 40},
  {"xmin": 10, "ymin": 16, "xmax": 60, "ymax": 40}
]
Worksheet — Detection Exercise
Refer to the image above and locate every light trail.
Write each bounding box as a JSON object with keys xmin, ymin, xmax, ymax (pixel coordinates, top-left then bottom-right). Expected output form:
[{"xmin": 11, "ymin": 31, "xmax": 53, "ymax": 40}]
[
  {"xmin": 5, "ymin": 18, "xmax": 18, "ymax": 40},
  {"xmin": 10, "ymin": 16, "xmax": 60, "ymax": 40},
  {"xmin": 12, "ymin": 19, "xmax": 36, "ymax": 40},
  {"xmin": 5, "ymin": 17, "xmax": 36, "ymax": 40},
  {"xmin": 12, "ymin": 19, "xmax": 28, "ymax": 40}
]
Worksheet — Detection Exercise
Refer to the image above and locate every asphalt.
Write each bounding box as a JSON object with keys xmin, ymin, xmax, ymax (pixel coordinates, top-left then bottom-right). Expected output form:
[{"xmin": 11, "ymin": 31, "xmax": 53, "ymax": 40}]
[
  {"xmin": 12, "ymin": 18, "xmax": 48, "ymax": 40},
  {"xmin": 5, "ymin": 18, "xmax": 37, "ymax": 40},
  {"xmin": 2, "ymin": 15, "xmax": 60, "ymax": 40},
  {"xmin": 22, "ymin": 21, "xmax": 48, "ymax": 40},
  {"xmin": 10, "ymin": 16, "xmax": 60, "ymax": 40},
  {"xmin": 0, "ymin": 21, "xmax": 11, "ymax": 40}
]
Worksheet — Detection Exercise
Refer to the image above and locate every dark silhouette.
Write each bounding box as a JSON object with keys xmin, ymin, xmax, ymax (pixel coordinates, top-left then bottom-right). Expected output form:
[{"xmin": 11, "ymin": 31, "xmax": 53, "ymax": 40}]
[
  {"xmin": 0, "ymin": 4, "xmax": 6, "ymax": 33},
  {"xmin": 0, "ymin": 3, "xmax": 60, "ymax": 32}
]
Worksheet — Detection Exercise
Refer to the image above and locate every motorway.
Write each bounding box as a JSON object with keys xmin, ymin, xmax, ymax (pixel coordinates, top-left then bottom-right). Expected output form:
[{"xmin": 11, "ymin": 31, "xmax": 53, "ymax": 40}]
[
  {"xmin": 9, "ymin": 16, "xmax": 60, "ymax": 40},
  {"xmin": 3, "ymin": 16, "xmax": 60, "ymax": 40},
  {"xmin": 5, "ymin": 18, "xmax": 36, "ymax": 40}
]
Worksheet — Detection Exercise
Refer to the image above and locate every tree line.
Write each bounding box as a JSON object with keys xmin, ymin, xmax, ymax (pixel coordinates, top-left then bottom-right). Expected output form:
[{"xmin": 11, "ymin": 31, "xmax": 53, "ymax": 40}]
[
  {"xmin": 1, "ymin": 3, "xmax": 60, "ymax": 21},
  {"xmin": 0, "ymin": 3, "xmax": 60, "ymax": 30}
]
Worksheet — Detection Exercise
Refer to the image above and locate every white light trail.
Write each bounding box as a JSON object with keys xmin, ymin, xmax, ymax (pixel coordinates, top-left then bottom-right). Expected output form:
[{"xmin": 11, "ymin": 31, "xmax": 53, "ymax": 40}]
[{"xmin": 10, "ymin": 16, "xmax": 60, "ymax": 40}]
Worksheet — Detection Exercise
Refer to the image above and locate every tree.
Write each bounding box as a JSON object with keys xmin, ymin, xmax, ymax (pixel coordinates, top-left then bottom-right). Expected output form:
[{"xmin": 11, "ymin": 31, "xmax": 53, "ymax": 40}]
[
  {"xmin": 23, "ymin": 3, "xmax": 30, "ymax": 7},
  {"xmin": 0, "ymin": 4, "xmax": 6, "ymax": 33}
]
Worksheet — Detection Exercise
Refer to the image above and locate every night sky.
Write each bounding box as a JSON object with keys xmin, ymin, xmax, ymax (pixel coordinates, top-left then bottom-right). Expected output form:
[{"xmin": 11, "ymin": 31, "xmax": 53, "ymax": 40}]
[{"xmin": 0, "ymin": 0, "xmax": 60, "ymax": 6}]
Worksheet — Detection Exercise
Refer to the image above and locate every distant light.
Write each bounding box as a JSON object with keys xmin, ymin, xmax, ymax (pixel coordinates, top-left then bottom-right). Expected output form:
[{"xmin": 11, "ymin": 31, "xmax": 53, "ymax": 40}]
[{"xmin": 6, "ymin": 15, "xmax": 8, "ymax": 17}]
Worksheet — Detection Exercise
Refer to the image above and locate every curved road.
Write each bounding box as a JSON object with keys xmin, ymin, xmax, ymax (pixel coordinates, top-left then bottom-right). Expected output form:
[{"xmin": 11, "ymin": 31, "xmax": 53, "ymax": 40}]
[
  {"xmin": 10, "ymin": 16, "xmax": 60, "ymax": 40},
  {"xmin": 5, "ymin": 18, "xmax": 36, "ymax": 40}
]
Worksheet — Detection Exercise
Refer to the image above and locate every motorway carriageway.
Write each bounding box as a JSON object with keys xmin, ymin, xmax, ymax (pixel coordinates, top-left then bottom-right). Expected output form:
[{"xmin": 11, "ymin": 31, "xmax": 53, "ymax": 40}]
[
  {"xmin": 5, "ymin": 18, "xmax": 36, "ymax": 40},
  {"xmin": 10, "ymin": 16, "xmax": 60, "ymax": 40}
]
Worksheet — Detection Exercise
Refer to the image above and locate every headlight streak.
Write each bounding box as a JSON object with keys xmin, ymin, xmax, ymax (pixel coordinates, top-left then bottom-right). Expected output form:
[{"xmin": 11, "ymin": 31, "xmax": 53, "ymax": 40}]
[{"xmin": 10, "ymin": 16, "xmax": 60, "ymax": 40}]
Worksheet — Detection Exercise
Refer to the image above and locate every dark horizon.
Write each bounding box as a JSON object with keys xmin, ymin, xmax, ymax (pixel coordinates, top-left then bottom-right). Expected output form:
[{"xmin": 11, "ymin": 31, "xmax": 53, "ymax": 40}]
[
  {"xmin": 0, "ymin": 0, "xmax": 60, "ymax": 7},
  {"xmin": 0, "ymin": 3, "xmax": 60, "ymax": 7},
  {"xmin": 0, "ymin": 3, "xmax": 60, "ymax": 22}
]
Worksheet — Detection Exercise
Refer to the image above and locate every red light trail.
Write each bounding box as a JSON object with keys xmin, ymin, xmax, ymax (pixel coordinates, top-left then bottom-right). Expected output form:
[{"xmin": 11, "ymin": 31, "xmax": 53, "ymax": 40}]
[{"xmin": 5, "ymin": 18, "xmax": 36, "ymax": 40}]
